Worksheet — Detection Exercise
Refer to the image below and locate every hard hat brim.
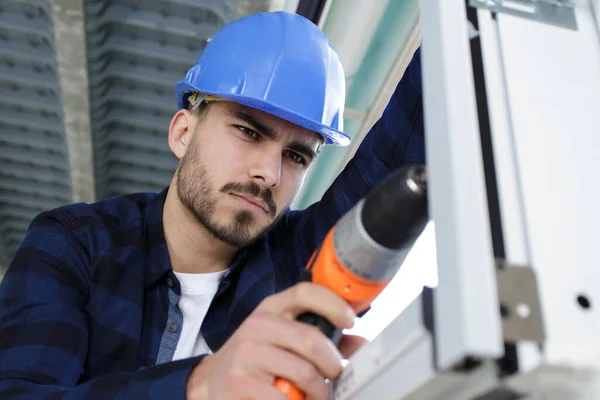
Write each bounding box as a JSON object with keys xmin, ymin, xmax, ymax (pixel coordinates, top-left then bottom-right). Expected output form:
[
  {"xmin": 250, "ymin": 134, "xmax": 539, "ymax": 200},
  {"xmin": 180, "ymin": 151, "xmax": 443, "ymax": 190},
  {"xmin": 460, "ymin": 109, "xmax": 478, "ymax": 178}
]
[{"xmin": 176, "ymin": 84, "xmax": 351, "ymax": 147}]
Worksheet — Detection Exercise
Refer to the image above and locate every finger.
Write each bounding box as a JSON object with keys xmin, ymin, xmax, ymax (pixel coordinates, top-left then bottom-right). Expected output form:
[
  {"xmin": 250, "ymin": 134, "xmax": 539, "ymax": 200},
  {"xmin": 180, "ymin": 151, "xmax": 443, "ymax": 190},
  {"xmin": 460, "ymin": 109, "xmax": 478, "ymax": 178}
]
[
  {"xmin": 234, "ymin": 378, "xmax": 289, "ymax": 400},
  {"xmin": 258, "ymin": 282, "xmax": 356, "ymax": 330},
  {"xmin": 338, "ymin": 334, "xmax": 368, "ymax": 359},
  {"xmin": 242, "ymin": 314, "xmax": 344, "ymax": 379},
  {"xmin": 251, "ymin": 343, "xmax": 330, "ymax": 400}
]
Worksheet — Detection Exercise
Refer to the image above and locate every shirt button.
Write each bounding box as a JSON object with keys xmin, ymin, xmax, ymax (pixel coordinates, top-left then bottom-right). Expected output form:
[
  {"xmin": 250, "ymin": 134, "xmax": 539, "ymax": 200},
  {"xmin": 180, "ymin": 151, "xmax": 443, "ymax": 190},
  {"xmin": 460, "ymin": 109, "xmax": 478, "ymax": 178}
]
[
  {"xmin": 166, "ymin": 278, "xmax": 174, "ymax": 288},
  {"xmin": 168, "ymin": 323, "xmax": 178, "ymax": 333}
]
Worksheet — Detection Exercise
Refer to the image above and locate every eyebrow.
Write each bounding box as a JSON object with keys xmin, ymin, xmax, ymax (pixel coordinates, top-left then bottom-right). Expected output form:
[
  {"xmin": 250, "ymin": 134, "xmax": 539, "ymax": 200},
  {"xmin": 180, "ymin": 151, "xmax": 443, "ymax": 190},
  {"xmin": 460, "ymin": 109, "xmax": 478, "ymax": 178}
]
[
  {"xmin": 226, "ymin": 109, "xmax": 277, "ymax": 140},
  {"xmin": 288, "ymin": 141, "xmax": 317, "ymax": 161},
  {"xmin": 225, "ymin": 109, "xmax": 318, "ymax": 161}
]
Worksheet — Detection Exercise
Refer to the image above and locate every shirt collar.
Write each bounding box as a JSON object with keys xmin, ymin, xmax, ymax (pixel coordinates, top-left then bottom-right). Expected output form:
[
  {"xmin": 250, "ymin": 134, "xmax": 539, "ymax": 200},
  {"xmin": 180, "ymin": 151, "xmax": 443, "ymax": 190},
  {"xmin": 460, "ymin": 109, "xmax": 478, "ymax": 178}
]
[{"xmin": 144, "ymin": 187, "xmax": 172, "ymax": 288}]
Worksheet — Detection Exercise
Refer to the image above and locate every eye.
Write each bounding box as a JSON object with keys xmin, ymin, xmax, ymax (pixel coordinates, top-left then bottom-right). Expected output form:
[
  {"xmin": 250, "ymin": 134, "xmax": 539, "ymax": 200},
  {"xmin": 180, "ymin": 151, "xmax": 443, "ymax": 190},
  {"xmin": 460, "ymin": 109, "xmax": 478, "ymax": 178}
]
[
  {"xmin": 284, "ymin": 150, "xmax": 306, "ymax": 165},
  {"xmin": 236, "ymin": 125, "xmax": 259, "ymax": 140}
]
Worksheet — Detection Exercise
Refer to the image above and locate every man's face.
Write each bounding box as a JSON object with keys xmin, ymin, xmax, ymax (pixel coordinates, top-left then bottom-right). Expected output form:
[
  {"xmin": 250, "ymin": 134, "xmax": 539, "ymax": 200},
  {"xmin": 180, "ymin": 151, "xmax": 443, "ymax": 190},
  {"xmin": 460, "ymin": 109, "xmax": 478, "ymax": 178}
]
[{"xmin": 175, "ymin": 101, "xmax": 322, "ymax": 248}]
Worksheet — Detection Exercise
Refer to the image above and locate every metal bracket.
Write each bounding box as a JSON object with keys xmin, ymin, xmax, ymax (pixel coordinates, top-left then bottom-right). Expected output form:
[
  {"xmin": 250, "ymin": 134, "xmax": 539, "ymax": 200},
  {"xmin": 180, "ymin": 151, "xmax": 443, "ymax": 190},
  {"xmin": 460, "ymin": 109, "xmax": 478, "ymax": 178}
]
[
  {"xmin": 496, "ymin": 262, "xmax": 545, "ymax": 343},
  {"xmin": 469, "ymin": 0, "xmax": 578, "ymax": 31}
]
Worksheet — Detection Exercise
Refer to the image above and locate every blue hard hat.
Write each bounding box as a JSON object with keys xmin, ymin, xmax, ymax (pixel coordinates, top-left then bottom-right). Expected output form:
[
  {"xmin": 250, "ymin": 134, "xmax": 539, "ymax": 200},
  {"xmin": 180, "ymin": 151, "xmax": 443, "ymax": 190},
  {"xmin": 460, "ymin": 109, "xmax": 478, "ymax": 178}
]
[{"xmin": 175, "ymin": 11, "xmax": 350, "ymax": 146}]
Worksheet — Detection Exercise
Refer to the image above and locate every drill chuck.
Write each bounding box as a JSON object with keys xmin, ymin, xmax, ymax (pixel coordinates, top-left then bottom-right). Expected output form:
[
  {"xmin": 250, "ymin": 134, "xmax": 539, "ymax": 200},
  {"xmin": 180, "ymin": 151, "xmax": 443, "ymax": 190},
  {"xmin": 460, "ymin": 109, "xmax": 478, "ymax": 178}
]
[{"xmin": 333, "ymin": 164, "xmax": 429, "ymax": 282}]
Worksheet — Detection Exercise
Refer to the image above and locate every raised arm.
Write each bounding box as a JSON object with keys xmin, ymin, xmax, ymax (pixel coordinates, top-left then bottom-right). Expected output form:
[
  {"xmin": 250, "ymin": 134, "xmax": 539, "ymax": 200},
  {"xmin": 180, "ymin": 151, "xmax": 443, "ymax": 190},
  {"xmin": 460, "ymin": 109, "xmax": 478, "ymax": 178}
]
[{"xmin": 274, "ymin": 47, "xmax": 425, "ymax": 273}]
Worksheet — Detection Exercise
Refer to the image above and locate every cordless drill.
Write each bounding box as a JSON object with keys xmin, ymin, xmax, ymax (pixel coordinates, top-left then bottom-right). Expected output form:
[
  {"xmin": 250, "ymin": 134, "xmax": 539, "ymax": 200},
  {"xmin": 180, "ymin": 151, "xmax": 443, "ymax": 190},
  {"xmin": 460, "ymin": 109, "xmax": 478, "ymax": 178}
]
[{"xmin": 274, "ymin": 164, "xmax": 429, "ymax": 400}]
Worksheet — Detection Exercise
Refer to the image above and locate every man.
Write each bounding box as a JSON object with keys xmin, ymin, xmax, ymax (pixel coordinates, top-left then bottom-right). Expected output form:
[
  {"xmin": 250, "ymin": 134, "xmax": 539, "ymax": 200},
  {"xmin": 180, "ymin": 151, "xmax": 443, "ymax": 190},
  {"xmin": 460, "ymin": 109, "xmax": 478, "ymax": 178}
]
[{"xmin": 0, "ymin": 11, "xmax": 425, "ymax": 400}]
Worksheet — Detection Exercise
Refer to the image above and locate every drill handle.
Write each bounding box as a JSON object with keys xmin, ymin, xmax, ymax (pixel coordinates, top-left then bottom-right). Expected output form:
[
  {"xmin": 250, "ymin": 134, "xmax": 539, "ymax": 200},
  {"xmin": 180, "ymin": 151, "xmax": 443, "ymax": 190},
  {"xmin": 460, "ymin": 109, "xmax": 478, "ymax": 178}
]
[{"xmin": 296, "ymin": 269, "xmax": 344, "ymax": 345}]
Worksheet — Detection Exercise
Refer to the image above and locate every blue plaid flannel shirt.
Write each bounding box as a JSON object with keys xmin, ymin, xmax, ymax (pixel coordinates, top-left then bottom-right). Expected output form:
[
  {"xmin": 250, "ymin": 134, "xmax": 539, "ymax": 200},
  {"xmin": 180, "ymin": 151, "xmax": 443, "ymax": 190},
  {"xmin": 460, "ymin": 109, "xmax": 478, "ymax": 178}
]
[{"xmin": 0, "ymin": 49, "xmax": 424, "ymax": 399}]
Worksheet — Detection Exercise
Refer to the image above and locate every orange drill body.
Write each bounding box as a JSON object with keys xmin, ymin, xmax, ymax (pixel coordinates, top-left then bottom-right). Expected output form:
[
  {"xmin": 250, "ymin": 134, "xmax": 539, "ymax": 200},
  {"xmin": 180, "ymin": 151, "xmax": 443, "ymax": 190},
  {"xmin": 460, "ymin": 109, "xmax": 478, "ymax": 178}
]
[
  {"xmin": 273, "ymin": 230, "xmax": 392, "ymax": 400},
  {"xmin": 308, "ymin": 228, "xmax": 390, "ymax": 314},
  {"xmin": 274, "ymin": 165, "xmax": 429, "ymax": 400}
]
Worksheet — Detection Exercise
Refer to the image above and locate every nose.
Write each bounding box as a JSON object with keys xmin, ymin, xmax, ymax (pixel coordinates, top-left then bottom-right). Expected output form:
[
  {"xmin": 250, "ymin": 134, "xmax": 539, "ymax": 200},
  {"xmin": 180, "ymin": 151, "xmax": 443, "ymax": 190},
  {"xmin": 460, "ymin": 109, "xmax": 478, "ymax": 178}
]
[{"xmin": 248, "ymin": 148, "xmax": 281, "ymax": 188}]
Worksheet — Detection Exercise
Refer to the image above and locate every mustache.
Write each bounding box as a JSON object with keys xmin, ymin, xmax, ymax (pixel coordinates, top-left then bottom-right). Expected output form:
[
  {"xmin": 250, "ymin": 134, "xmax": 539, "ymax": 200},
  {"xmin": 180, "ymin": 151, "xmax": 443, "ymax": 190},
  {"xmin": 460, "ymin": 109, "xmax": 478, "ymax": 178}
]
[{"xmin": 220, "ymin": 181, "xmax": 277, "ymax": 216}]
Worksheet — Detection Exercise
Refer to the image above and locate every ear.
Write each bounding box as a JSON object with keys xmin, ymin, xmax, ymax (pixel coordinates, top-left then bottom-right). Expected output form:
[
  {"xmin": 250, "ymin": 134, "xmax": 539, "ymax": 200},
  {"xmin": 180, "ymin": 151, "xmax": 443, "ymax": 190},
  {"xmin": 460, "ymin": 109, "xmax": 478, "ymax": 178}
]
[{"xmin": 168, "ymin": 109, "xmax": 195, "ymax": 160}]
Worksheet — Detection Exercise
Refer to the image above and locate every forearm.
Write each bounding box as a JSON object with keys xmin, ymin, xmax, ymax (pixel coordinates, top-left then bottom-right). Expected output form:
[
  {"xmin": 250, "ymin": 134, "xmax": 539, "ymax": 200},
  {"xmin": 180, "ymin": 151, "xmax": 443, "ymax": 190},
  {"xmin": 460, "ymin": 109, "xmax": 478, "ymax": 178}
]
[
  {"xmin": 0, "ymin": 355, "xmax": 205, "ymax": 400},
  {"xmin": 339, "ymin": 47, "xmax": 425, "ymax": 202}
]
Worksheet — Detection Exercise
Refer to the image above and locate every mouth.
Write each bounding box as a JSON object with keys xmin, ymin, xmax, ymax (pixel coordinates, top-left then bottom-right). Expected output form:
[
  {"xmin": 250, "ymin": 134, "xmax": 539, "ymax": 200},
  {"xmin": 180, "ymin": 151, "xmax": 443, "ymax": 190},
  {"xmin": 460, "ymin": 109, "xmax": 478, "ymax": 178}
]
[{"xmin": 229, "ymin": 193, "xmax": 269, "ymax": 214}]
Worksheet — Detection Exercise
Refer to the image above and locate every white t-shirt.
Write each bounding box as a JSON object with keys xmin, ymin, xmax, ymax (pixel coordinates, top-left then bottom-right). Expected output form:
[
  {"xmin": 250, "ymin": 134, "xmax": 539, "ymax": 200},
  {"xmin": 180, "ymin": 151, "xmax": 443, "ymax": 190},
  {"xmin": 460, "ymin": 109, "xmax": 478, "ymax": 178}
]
[{"xmin": 171, "ymin": 269, "xmax": 228, "ymax": 361}]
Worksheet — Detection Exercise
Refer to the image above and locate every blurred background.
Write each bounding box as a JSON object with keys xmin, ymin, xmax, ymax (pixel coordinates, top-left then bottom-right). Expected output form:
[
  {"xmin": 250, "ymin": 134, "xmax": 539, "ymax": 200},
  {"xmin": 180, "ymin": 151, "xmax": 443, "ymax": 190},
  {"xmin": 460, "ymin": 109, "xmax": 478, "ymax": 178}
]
[{"xmin": 0, "ymin": 0, "xmax": 434, "ymax": 338}]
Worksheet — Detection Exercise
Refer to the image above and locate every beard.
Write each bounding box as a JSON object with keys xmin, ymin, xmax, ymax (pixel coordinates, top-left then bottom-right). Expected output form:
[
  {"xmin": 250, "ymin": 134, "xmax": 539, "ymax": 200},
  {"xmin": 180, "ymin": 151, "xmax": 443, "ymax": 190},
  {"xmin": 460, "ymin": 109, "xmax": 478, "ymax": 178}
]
[{"xmin": 176, "ymin": 141, "xmax": 284, "ymax": 248}]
